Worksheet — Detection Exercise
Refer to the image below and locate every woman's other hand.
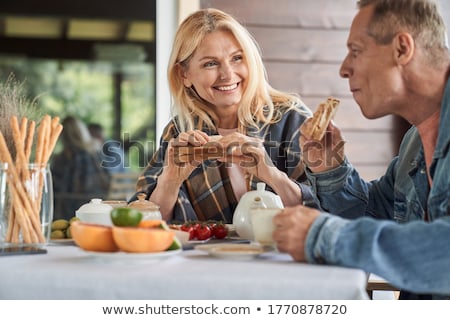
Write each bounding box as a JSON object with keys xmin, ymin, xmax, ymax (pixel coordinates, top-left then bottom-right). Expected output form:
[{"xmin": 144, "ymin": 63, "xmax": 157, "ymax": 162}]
[{"xmin": 217, "ymin": 132, "xmax": 270, "ymax": 179}]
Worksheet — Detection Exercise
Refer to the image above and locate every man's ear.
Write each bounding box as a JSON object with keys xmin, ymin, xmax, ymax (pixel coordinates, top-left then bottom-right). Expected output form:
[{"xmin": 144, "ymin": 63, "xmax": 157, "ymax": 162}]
[{"xmin": 393, "ymin": 32, "xmax": 414, "ymax": 65}]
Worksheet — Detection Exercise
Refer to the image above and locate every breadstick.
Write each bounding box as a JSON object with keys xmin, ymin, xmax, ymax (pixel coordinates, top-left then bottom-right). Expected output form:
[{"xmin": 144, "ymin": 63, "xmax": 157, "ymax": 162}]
[
  {"xmin": 11, "ymin": 212, "xmax": 20, "ymax": 243},
  {"xmin": 9, "ymin": 186, "xmax": 33, "ymax": 243},
  {"xmin": 0, "ymin": 131, "xmax": 41, "ymax": 243},
  {"xmin": 5, "ymin": 205, "xmax": 15, "ymax": 242},
  {"xmin": 26, "ymin": 165, "xmax": 48, "ymax": 243},
  {"xmin": 11, "ymin": 116, "xmax": 29, "ymax": 180},
  {"xmin": 11, "ymin": 116, "xmax": 39, "ymax": 232},
  {"xmin": 20, "ymin": 117, "xmax": 28, "ymax": 145},
  {"xmin": 51, "ymin": 116, "xmax": 60, "ymax": 131},
  {"xmin": 42, "ymin": 123, "xmax": 62, "ymax": 164},
  {"xmin": 2, "ymin": 115, "xmax": 62, "ymax": 245},
  {"xmin": 35, "ymin": 115, "xmax": 51, "ymax": 165},
  {"xmin": 34, "ymin": 118, "xmax": 61, "ymax": 233},
  {"xmin": 31, "ymin": 117, "xmax": 50, "ymax": 227},
  {"xmin": 24, "ymin": 120, "xmax": 35, "ymax": 163}
]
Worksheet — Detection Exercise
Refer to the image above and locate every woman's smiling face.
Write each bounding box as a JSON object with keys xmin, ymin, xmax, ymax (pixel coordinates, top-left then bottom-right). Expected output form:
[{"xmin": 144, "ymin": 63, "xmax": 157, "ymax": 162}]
[{"xmin": 182, "ymin": 30, "xmax": 248, "ymax": 113}]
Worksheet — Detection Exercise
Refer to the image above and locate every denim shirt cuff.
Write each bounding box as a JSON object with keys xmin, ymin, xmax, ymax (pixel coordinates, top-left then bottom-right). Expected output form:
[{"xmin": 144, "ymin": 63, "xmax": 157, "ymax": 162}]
[
  {"xmin": 305, "ymin": 213, "xmax": 350, "ymax": 264},
  {"xmin": 305, "ymin": 157, "xmax": 353, "ymax": 193},
  {"xmin": 299, "ymin": 183, "xmax": 319, "ymax": 208}
]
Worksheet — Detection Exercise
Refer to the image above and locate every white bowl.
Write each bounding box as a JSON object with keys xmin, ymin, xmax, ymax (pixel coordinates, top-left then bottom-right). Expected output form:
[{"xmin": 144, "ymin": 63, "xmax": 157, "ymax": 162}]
[
  {"xmin": 75, "ymin": 211, "xmax": 113, "ymax": 226},
  {"xmin": 75, "ymin": 198, "xmax": 113, "ymax": 226}
]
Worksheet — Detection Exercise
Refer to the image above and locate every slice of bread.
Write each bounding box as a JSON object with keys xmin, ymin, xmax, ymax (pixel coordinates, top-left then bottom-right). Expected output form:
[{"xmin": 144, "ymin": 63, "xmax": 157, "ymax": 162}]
[
  {"xmin": 302, "ymin": 97, "xmax": 340, "ymax": 140},
  {"xmin": 173, "ymin": 135, "xmax": 225, "ymax": 163}
]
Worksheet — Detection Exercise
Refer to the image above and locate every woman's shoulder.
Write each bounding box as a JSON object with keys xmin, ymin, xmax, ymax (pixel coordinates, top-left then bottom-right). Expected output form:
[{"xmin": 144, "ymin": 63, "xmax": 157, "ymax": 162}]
[
  {"xmin": 285, "ymin": 99, "xmax": 312, "ymax": 115},
  {"xmin": 274, "ymin": 100, "xmax": 312, "ymax": 124},
  {"xmin": 160, "ymin": 120, "xmax": 180, "ymax": 142}
]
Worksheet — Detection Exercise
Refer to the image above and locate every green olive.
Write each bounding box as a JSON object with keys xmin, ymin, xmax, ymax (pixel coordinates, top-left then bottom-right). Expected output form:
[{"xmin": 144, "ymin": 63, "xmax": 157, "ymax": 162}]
[
  {"xmin": 65, "ymin": 226, "xmax": 72, "ymax": 239},
  {"xmin": 51, "ymin": 219, "xmax": 69, "ymax": 231},
  {"xmin": 51, "ymin": 230, "xmax": 65, "ymax": 239},
  {"xmin": 69, "ymin": 216, "xmax": 80, "ymax": 225}
]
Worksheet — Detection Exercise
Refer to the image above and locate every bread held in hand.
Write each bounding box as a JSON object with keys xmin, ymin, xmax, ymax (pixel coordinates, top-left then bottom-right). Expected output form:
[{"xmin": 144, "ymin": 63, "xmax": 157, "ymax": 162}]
[{"xmin": 301, "ymin": 97, "xmax": 340, "ymax": 140}]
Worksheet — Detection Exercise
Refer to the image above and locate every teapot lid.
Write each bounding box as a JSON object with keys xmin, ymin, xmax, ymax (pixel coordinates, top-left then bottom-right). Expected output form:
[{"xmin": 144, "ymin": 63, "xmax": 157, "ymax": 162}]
[
  {"xmin": 127, "ymin": 193, "xmax": 160, "ymax": 211},
  {"xmin": 256, "ymin": 182, "xmax": 265, "ymax": 191},
  {"xmin": 76, "ymin": 198, "xmax": 113, "ymax": 214}
]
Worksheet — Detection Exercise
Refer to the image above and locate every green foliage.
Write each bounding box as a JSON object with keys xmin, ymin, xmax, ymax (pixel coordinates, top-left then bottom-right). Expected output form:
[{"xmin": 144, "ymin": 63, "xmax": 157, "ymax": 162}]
[{"xmin": 0, "ymin": 57, "xmax": 156, "ymax": 171}]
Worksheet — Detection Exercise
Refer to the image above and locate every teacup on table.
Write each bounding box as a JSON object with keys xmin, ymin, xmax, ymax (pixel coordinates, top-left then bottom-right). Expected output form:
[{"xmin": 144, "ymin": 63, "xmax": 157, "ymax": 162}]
[{"xmin": 250, "ymin": 207, "xmax": 281, "ymax": 247}]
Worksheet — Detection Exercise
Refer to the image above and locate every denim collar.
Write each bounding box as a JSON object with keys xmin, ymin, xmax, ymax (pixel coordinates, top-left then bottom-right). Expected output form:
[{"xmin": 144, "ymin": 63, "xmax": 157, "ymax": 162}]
[{"xmin": 434, "ymin": 75, "xmax": 450, "ymax": 159}]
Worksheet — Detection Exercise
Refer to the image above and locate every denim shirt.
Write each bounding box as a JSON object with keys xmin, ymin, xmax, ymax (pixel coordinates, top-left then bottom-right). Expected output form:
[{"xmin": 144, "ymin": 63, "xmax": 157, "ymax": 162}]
[{"xmin": 304, "ymin": 77, "xmax": 450, "ymax": 298}]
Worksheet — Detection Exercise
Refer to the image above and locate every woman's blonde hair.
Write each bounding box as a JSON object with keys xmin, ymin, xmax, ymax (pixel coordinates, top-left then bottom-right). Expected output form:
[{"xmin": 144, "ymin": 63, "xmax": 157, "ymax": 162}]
[{"xmin": 167, "ymin": 8, "xmax": 303, "ymax": 133}]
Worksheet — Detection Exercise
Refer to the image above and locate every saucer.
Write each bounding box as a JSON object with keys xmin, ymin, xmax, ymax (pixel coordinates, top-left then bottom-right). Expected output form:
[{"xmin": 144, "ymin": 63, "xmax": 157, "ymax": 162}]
[{"xmin": 195, "ymin": 243, "xmax": 266, "ymax": 260}]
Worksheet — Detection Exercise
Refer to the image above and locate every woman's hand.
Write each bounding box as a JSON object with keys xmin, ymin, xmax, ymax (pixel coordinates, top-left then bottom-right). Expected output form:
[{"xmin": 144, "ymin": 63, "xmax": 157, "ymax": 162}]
[
  {"xmin": 160, "ymin": 130, "xmax": 211, "ymax": 185},
  {"xmin": 150, "ymin": 130, "xmax": 211, "ymax": 220},
  {"xmin": 217, "ymin": 132, "xmax": 273, "ymax": 180},
  {"xmin": 218, "ymin": 132, "xmax": 302, "ymax": 206}
]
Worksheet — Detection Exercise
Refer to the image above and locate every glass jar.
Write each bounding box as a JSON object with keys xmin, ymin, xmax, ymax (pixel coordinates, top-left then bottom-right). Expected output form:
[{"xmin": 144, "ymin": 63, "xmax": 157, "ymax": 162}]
[
  {"xmin": 127, "ymin": 193, "xmax": 162, "ymax": 220},
  {"xmin": 0, "ymin": 163, "xmax": 53, "ymax": 248}
]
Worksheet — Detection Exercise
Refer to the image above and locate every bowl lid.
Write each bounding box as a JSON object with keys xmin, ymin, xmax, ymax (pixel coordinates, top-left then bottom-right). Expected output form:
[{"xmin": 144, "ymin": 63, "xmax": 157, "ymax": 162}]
[
  {"xmin": 127, "ymin": 193, "xmax": 160, "ymax": 211},
  {"xmin": 76, "ymin": 198, "xmax": 113, "ymax": 214}
]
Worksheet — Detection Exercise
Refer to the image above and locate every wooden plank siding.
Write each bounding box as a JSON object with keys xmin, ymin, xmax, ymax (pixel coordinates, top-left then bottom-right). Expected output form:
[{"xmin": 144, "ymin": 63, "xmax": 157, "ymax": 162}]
[
  {"xmin": 201, "ymin": 0, "xmax": 357, "ymax": 28},
  {"xmin": 201, "ymin": 0, "xmax": 395, "ymax": 180}
]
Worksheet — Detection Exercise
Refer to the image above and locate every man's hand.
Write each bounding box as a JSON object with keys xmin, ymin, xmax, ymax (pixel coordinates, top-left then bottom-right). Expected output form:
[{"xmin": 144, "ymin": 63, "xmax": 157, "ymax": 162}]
[
  {"xmin": 299, "ymin": 121, "xmax": 346, "ymax": 173},
  {"xmin": 272, "ymin": 205, "xmax": 321, "ymax": 262}
]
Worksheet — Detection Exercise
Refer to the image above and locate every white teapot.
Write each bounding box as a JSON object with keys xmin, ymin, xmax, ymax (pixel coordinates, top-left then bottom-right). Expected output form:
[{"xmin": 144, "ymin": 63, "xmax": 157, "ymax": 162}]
[{"xmin": 232, "ymin": 182, "xmax": 284, "ymax": 240}]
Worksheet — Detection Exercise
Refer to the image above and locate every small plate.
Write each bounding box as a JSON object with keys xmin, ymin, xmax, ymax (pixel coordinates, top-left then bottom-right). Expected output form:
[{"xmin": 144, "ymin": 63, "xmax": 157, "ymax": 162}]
[
  {"xmin": 195, "ymin": 243, "xmax": 265, "ymax": 260},
  {"xmin": 49, "ymin": 239, "xmax": 75, "ymax": 246},
  {"xmin": 79, "ymin": 248, "xmax": 182, "ymax": 260}
]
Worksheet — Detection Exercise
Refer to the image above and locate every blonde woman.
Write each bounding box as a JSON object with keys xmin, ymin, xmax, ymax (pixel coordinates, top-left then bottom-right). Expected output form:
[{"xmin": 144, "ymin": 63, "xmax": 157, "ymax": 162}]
[{"xmin": 136, "ymin": 8, "xmax": 314, "ymax": 222}]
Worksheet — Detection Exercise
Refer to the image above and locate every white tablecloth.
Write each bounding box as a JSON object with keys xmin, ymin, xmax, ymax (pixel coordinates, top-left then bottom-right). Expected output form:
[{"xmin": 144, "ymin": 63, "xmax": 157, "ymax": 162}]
[{"xmin": 0, "ymin": 244, "xmax": 368, "ymax": 300}]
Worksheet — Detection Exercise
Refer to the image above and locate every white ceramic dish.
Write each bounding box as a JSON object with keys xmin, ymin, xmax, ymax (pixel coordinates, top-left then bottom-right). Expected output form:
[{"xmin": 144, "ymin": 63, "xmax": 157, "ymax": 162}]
[
  {"xmin": 172, "ymin": 229, "xmax": 190, "ymax": 245},
  {"xmin": 75, "ymin": 199, "xmax": 113, "ymax": 226},
  {"xmin": 49, "ymin": 239, "xmax": 75, "ymax": 246},
  {"xmin": 79, "ymin": 248, "xmax": 182, "ymax": 260}
]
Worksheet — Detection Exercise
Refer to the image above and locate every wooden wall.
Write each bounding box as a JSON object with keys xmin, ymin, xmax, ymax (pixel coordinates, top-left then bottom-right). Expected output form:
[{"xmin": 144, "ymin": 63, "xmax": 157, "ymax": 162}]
[{"xmin": 200, "ymin": 0, "xmax": 397, "ymax": 180}]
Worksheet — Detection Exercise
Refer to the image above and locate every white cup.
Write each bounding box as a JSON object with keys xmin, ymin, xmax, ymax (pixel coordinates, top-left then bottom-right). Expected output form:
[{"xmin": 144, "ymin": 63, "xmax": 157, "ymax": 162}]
[{"xmin": 250, "ymin": 207, "xmax": 281, "ymax": 246}]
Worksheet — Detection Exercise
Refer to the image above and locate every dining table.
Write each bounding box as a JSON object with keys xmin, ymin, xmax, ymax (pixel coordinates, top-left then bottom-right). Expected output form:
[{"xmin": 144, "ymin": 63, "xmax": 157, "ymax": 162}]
[{"xmin": 0, "ymin": 240, "xmax": 369, "ymax": 300}]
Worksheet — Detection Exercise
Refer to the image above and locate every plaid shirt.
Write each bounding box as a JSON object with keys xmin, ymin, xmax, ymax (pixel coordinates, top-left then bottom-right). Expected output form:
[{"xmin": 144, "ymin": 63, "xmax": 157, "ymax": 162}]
[{"xmin": 136, "ymin": 103, "xmax": 315, "ymax": 223}]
